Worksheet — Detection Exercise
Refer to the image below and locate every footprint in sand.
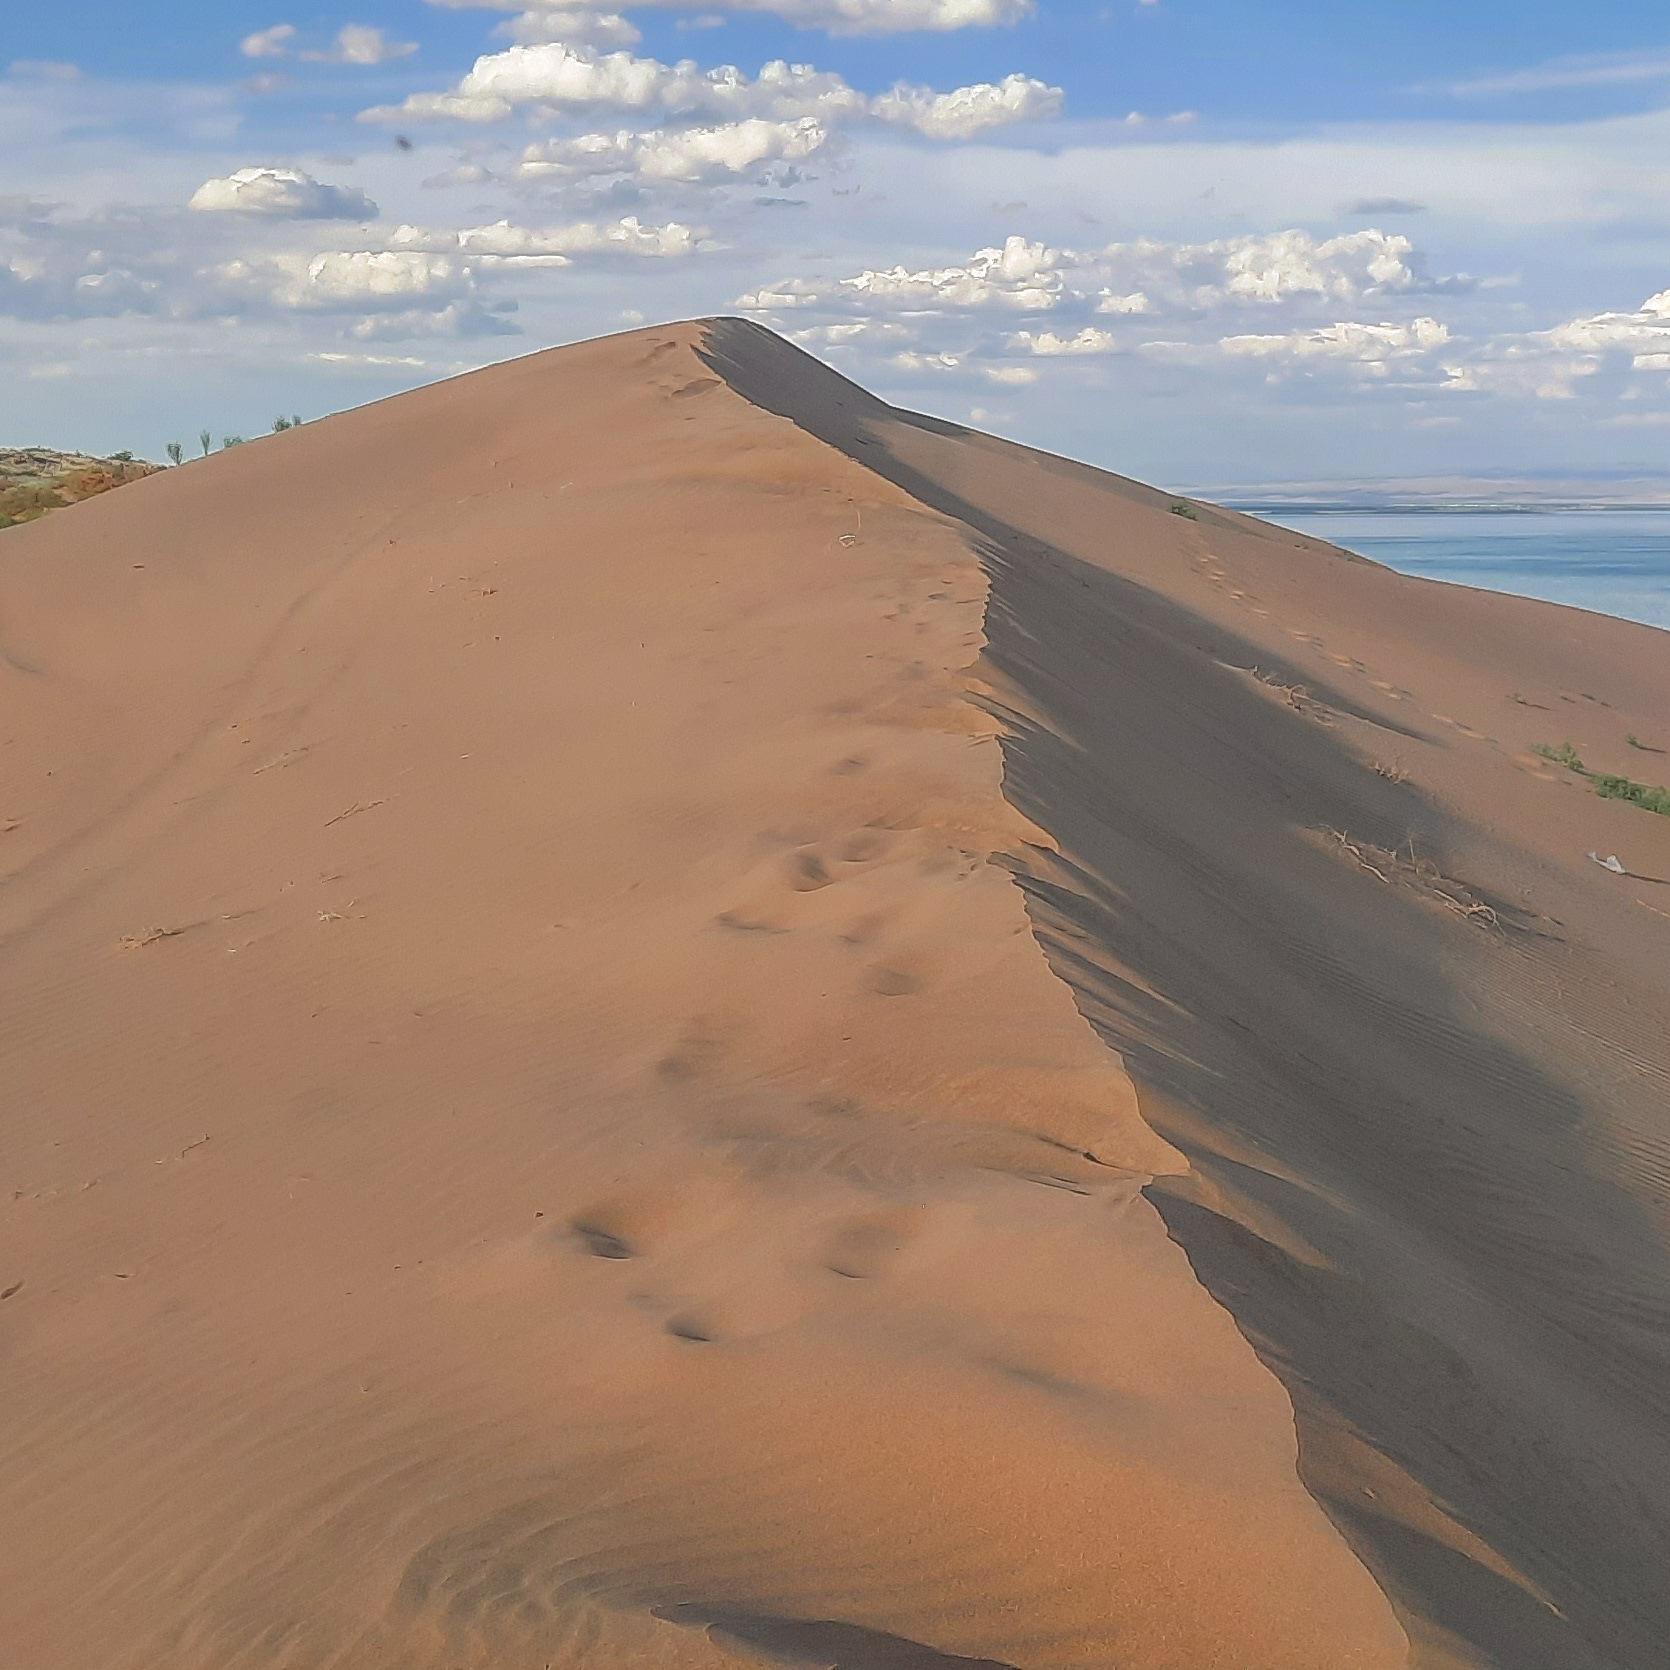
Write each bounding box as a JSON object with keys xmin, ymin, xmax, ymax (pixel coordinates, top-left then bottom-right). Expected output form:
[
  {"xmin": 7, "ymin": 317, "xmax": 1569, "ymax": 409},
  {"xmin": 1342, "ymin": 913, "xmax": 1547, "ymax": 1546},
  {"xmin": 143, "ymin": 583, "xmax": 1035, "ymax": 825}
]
[
  {"xmin": 665, "ymin": 1312, "xmax": 719, "ymax": 1342},
  {"xmin": 787, "ymin": 850, "xmax": 834, "ymax": 891},
  {"xmin": 822, "ymin": 1210, "xmax": 924, "ymax": 1280},
  {"xmin": 869, "ymin": 965, "xmax": 923, "ymax": 997},
  {"xmin": 567, "ymin": 1191, "xmax": 680, "ymax": 1261}
]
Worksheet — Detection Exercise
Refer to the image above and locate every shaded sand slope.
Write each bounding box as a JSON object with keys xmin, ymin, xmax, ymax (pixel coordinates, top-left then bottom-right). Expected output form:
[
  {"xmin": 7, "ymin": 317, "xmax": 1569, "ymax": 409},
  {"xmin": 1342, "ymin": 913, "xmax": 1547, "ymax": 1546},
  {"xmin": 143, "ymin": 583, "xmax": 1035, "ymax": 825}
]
[
  {"xmin": 1, "ymin": 325, "xmax": 1404, "ymax": 1668},
  {"xmin": 701, "ymin": 320, "xmax": 1670, "ymax": 1670}
]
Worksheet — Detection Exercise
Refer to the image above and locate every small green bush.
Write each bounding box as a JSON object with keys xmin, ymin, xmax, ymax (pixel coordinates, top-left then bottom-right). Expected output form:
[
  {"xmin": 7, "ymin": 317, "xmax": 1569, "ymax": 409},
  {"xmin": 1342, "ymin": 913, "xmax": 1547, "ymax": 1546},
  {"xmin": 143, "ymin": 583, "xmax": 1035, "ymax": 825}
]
[
  {"xmin": 1533, "ymin": 741, "xmax": 1586, "ymax": 771},
  {"xmin": 1590, "ymin": 774, "xmax": 1670, "ymax": 815},
  {"xmin": 1534, "ymin": 741, "xmax": 1669, "ymax": 816},
  {"xmin": 1169, "ymin": 500, "xmax": 1197, "ymax": 519},
  {"xmin": 166, "ymin": 441, "xmax": 183, "ymax": 465}
]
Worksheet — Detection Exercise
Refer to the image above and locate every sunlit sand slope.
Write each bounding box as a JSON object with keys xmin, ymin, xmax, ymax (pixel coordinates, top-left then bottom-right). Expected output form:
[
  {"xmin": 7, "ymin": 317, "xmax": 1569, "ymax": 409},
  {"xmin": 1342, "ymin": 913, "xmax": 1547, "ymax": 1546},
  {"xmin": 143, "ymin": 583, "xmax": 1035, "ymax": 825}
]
[{"xmin": 1, "ymin": 324, "xmax": 1406, "ymax": 1669}]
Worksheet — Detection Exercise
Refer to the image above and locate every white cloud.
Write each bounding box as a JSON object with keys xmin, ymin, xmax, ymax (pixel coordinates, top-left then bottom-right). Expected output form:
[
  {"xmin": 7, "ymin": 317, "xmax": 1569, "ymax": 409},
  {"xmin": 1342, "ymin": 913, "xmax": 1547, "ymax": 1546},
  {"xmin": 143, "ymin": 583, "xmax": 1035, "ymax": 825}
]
[
  {"xmin": 1219, "ymin": 316, "xmax": 1450, "ymax": 362},
  {"xmin": 1544, "ymin": 287, "xmax": 1670, "ymax": 364},
  {"xmin": 1011, "ymin": 325, "xmax": 1119, "ymax": 354},
  {"xmin": 240, "ymin": 25, "xmax": 298, "ymax": 59},
  {"xmin": 871, "ymin": 73, "xmax": 1062, "ymax": 139},
  {"xmin": 661, "ymin": 0, "xmax": 1031, "ymax": 33},
  {"xmin": 285, "ymin": 250, "xmax": 460, "ymax": 306},
  {"xmin": 499, "ymin": 7, "xmax": 643, "ymax": 45},
  {"xmin": 314, "ymin": 25, "xmax": 419, "ymax": 65},
  {"xmin": 518, "ymin": 115, "xmax": 829, "ymax": 181},
  {"xmin": 1434, "ymin": 286, "xmax": 1670, "ymax": 400},
  {"xmin": 1442, "ymin": 51, "xmax": 1670, "ymax": 98},
  {"xmin": 7, "ymin": 60, "xmax": 82, "ymax": 81},
  {"xmin": 739, "ymin": 228, "xmax": 1443, "ymax": 324},
  {"xmin": 240, "ymin": 22, "xmax": 417, "ymax": 64},
  {"xmin": 426, "ymin": 0, "xmax": 1030, "ymax": 34},
  {"xmin": 362, "ymin": 41, "xmax": 1058, "ymax": 139},
  {"xmin": 1221, "ymin": 229, "xmax": 1420, "ymax": 302},
  {"xmin": 188, "ymin": 167, "xmax": 378, "ymax": 220},
  {"xmin": 742, "ymin": 235, "xmax": 1065, "ymax": 312},
  {"xmin": 390, "ymin": 216, "xmax": 699, "ymax": 258},
  {"xmin": 365, "ymin": 44, "xmax": 867, "ymax": 124}
]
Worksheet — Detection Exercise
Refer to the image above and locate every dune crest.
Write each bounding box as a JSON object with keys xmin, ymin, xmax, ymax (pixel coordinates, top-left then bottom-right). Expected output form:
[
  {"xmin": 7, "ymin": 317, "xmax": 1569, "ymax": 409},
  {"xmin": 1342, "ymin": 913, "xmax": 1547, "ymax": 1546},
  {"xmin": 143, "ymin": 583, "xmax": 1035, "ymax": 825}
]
[
  {"xmin": 698, "ymin": 319, "xmax": 1670, "ymax": 1670},
  {"xmin": 2, "ymin": 325, "xmax": 1406, "ymax": 1668}
]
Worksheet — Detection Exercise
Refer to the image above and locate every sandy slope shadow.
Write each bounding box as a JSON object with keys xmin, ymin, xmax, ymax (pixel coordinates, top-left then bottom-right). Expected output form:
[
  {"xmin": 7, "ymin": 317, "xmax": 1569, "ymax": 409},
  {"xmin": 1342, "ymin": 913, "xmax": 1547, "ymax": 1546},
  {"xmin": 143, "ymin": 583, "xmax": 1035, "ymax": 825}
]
[
  {"xmin": 699, "ymin": 318, "xmax": 1670, "ymax": 1670},
  {"xmin": 655, "ymin": 1606, "xmax": 1021, "ymax": 1669}
]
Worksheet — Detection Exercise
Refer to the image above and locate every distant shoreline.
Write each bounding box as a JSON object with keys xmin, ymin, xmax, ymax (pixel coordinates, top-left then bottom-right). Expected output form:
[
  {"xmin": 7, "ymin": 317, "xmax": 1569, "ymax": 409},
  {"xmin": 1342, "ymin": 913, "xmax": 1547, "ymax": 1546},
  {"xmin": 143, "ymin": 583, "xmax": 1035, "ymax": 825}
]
[{"xmin": 1221, "ymin": 500, "xmax": 1670, "ymax": 515}]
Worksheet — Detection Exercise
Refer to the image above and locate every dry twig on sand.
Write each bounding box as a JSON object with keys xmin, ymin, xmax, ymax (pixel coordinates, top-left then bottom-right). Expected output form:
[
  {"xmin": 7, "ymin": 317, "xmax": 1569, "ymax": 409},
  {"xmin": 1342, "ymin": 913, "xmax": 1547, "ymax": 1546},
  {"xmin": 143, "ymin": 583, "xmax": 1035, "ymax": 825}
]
[
  {"xmin": 324, "ymin": 798, "xmax": 387, "ymax": 828},
  {"xmin": 118, "ymin": 926, "xmax": 185, "ymax": 949}
]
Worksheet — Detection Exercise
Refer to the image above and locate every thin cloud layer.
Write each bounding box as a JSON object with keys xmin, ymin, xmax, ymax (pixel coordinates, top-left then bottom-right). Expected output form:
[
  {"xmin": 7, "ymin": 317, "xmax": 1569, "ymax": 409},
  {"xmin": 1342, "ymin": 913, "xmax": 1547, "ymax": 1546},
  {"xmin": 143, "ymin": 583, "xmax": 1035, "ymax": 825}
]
[
  {"xmin": 426, "ymin": 0, "xmax": 1030, "ymax": 35},
  {"xmin": 241, "ymin": 24, "xmax": 419, "ymax": 64}
]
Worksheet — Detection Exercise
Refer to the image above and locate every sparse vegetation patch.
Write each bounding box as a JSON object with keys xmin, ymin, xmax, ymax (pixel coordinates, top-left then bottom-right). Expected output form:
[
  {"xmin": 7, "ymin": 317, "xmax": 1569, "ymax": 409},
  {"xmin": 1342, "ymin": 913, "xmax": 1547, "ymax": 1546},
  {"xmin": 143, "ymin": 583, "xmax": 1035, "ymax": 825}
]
[
  {"xmin": 1534, "ymin": 741, "xmax": 1670, "ymax": 816},
  {"xmin": 0, "ymin": 448, "xmax": 158, "ymax": 529}
]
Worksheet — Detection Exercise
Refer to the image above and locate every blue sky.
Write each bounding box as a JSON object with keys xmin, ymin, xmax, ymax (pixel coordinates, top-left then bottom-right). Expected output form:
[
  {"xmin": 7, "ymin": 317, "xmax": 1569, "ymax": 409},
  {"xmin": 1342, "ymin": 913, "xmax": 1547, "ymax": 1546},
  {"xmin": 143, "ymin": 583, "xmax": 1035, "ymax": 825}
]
[{"xmin": 7, "ymin": 0, "xmax": 1670, "ymax": 486}]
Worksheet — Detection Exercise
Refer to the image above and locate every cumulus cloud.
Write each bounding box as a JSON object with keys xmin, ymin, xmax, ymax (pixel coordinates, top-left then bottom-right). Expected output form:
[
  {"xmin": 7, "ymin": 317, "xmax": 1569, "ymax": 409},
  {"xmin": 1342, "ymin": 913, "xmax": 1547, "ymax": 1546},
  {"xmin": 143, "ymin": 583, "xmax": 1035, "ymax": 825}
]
[
  {"xmin": 1438, "ymin": 287, "xmax": 1670, "ymax": 399},
  {"xmin": 362, "ymin": 40, "xmax": 1058, "ymax": 139},
  {"xmin": 1010, "ymin": 326, "xmax": 1119, "ymax": 355},
  {"xmin": 871, "ymin": 73, "xmax": 1061, "ymax": 138},
  {"xmin": 741, "ymin": 230, "xmax": 1449, "ymax": 330},
  {"xmin": 364, "ymin": 44, "xmax": 867, "ymax": 124},
  {"xmin": 188, "ymin": 167, "xmax": 378, "ymax": 220},
  {"xmin": 738, "ymin": 228, "xmax": 1449, "ymax": 324},
  {"xmin": 519, "ymin": 116, "xmax": 829, "ymax": 181},
  {"xmin": 266, "ymin": 249, "xmax": 464, "ymax": 309},
  {"xmin": 738, "ymin": 235, "xmax": 1065, "ymax": 311},
  {"xmin": 1544, "ymin": 287, "xmax": 1670, "ymax": 364}
]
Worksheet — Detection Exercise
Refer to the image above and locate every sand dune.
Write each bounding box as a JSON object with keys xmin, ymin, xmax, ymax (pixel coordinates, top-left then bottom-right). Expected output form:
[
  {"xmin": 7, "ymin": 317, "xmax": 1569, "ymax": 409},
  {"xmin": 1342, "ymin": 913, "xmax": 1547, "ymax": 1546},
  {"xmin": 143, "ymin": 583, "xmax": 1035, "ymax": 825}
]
[{"xmin": 2, "ymin": 321, "xmax": 1667, "ymax": 1668}]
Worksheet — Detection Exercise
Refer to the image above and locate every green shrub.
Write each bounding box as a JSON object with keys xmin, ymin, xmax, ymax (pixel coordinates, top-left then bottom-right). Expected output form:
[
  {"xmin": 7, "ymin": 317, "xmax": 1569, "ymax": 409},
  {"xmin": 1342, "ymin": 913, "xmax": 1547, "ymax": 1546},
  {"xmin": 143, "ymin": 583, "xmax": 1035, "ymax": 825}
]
[
  {"xmin": 1590, "ymin": 774, "xmax": 1670, "ymax": 815},
  {"xmin": 1535, "ymin": 741, "xmax": 1669, "ymax": 816},
  {"xmin": 1533, "ymin": 741, "xmax": 1586, "ymax": 771}
]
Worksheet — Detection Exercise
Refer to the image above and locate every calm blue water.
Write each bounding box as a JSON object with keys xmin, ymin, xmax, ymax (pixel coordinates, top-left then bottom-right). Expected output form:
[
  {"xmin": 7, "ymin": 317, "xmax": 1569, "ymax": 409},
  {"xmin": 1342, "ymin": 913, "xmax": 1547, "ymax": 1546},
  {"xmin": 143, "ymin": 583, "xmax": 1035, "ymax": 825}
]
[{"xmin": 1257, "ymin": 511, "xmax": 1670, "ymax": 633}]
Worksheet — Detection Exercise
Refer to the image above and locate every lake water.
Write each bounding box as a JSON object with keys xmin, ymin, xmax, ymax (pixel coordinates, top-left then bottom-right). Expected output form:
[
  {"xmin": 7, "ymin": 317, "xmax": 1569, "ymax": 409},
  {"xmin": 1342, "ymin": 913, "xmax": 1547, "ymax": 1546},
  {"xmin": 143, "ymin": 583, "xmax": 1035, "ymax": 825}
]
[{"xmin": 1255, "ymin": 511, "xmax": 1670, "ymax": 633}]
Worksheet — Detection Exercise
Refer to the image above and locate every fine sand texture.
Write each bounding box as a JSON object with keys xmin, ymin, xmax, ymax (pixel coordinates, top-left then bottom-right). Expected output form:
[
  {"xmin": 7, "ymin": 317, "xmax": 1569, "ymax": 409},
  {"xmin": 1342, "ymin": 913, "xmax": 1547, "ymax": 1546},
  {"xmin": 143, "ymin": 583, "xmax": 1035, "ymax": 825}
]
[{"xmin": 2, "ymin": 321, "xmax": 1666, "ymax": 1669}]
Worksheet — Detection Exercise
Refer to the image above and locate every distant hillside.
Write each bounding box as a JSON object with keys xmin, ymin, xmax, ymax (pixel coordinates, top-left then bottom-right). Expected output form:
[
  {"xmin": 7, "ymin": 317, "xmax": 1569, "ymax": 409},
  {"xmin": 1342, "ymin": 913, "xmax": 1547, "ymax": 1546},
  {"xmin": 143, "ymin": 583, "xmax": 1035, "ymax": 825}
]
[{"xmin": 0, "ymin": 448, "xmax": 159, "ymax": 529}]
